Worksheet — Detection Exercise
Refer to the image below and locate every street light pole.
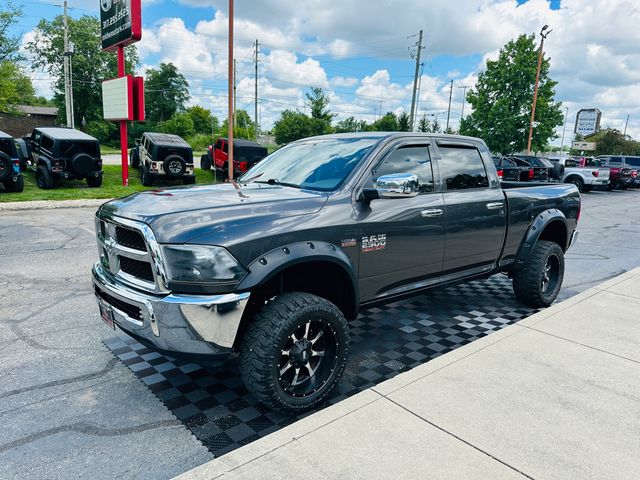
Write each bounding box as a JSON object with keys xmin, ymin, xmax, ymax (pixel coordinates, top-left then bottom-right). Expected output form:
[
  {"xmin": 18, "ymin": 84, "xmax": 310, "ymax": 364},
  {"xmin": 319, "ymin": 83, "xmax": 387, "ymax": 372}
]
[
  {"xmin": 623, "ymin": 115, "xmax": 630, "ymax": 137},
  {"xmin": 560, "ymin": 106, "xmax": 569, "ymax": 151},
  {"xmin": 527, "ymin": 25, "xmax": 551, "ymax": 154}
]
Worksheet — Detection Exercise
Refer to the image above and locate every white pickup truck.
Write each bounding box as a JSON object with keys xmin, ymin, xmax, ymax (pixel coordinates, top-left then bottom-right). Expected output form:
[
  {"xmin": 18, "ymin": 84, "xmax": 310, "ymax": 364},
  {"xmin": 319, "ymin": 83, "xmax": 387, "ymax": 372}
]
[{"xmin": 548, "ymin": 156, "xmax": 610, "ymax": 193}]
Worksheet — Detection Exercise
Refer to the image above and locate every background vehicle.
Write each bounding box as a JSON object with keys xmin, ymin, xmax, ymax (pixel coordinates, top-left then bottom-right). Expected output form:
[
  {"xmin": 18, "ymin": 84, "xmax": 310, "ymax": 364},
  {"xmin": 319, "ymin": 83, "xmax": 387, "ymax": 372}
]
[
  {"xmin": 511, "ymin": 154, "xmax": 555, "ymax": 180},
  {"xmin": 493, "ymin": 156, "xmax": 532, "ymax": 181},
  {"xmin": 560, "ymin": 157, "xmax": 610, "ymax": 192},
  {"xmin": 92, "ymin": 132, "xmax": 580, "ymax": 413},
  {"xmin": 14, "ymin": 137, "xmax": 32, "ymax": 171},
  {"xmin": 29, "ymin": 127, "xmax": 102, "ymax": 189},
  {"xmin": 597, "ymin": 156, "xmax": 635, "ymax": 189},
  {"xmin": 0, "ymin": 130, "xmax": 24, "ymax": 192},
  {"xmin": 134, "ymin": 132, "xmax": 195, "ymax": 187},
  {"xmin": 201, "ymin": 138, "xmax": 268, "ymax": 179}
]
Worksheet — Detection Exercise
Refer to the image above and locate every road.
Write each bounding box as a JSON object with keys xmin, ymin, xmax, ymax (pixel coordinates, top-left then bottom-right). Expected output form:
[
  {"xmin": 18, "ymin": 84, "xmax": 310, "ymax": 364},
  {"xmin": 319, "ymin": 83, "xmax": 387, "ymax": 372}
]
[{"xmin": 0, "ymin": 189, "xmax": 639, "ymax": 479}]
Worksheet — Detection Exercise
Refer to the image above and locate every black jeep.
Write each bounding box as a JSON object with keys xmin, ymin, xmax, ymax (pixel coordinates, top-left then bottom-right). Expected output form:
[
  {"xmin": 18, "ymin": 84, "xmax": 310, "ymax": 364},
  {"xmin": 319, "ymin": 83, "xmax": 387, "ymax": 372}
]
[
  {"xmin": 0, "ymin": 130, "xmax": 24, "ymax": 192},
  {"xmin": 130, "ymin": 132, "xmax": 195, "ymax": 187},
  {"xmin": 29, "ymin": 127, "xmax": 103, "ymax": 189}
]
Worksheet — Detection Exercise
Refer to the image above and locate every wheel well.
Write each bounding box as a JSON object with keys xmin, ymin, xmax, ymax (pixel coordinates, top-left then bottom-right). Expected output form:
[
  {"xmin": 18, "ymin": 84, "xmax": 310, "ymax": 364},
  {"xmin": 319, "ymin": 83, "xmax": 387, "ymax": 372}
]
[
  {"xmin": 538, "ymin": 220, "xmax": 568, "ymax": 251},
  {"xmin": 234, "ymin": 261, "xmax": 358, "ymax": 348}
]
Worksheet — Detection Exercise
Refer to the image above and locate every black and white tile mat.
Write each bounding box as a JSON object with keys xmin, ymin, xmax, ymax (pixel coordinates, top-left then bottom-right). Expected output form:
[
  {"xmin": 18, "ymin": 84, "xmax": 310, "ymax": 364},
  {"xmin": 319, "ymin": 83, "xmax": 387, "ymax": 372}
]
[{"xmin": 104, "ymin": 275, "xmax": 543, "ymax": 457}]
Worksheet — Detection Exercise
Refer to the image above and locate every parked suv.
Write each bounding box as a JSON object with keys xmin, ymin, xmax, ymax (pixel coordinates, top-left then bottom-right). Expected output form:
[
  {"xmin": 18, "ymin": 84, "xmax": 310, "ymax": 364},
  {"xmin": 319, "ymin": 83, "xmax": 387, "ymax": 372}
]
[
  {"xmin": 596, "ymin": 156, "xmax": 637, "ymax": 189},
  {"xmin": 29, "ymin": 127, "xmax": 102, "ymax": 189},
  {"xmin": 132, "ymin": 132, "xmax": 195, "ymax": 187},
  {"xmin": 0, "ymin": 130, "xmax": 24, "ymax": 192},
  {"xmin": 201, "ymin": 138, "xmax": 268, "ymax": 179}
]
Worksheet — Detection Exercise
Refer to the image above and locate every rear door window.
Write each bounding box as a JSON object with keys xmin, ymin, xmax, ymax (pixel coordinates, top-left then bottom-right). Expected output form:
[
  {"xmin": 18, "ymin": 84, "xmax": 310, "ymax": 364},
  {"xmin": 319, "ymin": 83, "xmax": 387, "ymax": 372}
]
[
  {"xmin": 438, "ymin": 146, "xmax": 490, "ymax": 190},
  {"xmin": 609, "ymin": 157, "xmax": 622, "ymax": 165}
]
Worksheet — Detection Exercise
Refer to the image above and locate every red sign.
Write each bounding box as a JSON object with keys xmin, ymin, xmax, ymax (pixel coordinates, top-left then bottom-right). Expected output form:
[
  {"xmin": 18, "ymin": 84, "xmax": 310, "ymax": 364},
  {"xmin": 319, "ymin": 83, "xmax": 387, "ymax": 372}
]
[
  {"xmin": 132, "ymin": 76, "xmax": 145, "ymax": 121},
  {"xmin": 100, "ymin": 0, "xmax": 142, "ymax": 51}
]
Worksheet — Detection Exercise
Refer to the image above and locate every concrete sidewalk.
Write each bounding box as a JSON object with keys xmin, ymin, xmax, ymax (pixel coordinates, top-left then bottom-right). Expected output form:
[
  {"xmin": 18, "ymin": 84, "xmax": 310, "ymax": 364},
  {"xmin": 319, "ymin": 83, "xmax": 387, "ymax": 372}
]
[{"xmin": 177, "ymin": 267, "xmax": 640, "ymax": 480}]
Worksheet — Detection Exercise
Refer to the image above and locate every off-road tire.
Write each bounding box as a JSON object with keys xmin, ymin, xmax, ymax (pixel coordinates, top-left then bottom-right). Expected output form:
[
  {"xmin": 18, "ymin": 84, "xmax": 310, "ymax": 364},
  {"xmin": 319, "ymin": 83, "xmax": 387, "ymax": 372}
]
[
  {"xmin": 200, "ymin": 154, "xmax": 211, "ymax": 171},
  {"xmin": 36, "ymin": 165, "xmax": 53, "ymax": 189},
  {"xmin": 141, "ymin": 167, "xmax": 153, "ymax": 187},
  {"xmin": 239, "ymin": 292, "xmax": 350, "ymax": 413},
  {"xmin": 513, "ymin": 240, "xmax": 565, "ymax": 308},
  {"xmin": 130, "ymin": 148, "xmax": 140, "ymax": 169},
  {"xmin": 0, "ymin": 152, "xmax": 12, "ymax": 181},
  {"xmin": 4, "ymin": 175, "xmax": 24, "ymax": 192},
  {"xmin": 163, "ymin": 155, "xmax": 186, "ymax": 178},
  {"xmin": 86, "ymin": 173, "xmax": 103, "ymax": 188}
]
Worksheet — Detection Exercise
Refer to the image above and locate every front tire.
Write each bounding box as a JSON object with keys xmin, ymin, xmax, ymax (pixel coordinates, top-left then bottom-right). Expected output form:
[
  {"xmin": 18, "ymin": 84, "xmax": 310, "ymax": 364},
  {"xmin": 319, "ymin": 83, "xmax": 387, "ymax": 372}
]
[
  {"xmin": 513, "ymin": 240, "xmax": 565, "ymax": 308},
  {"xmin": 240, "ymin": 292, "xmax": 350, "ymax": 413},
  {"xmin": 567, "ymin": 177, "xmax": 583, "ymax": 193},
  {"xmin": 141, "ymin": 167, "xmax": 153, "ymax": 187},
  {"xmin": 36, "ymin": 165, "xmax": 53, "ymax": 189}
]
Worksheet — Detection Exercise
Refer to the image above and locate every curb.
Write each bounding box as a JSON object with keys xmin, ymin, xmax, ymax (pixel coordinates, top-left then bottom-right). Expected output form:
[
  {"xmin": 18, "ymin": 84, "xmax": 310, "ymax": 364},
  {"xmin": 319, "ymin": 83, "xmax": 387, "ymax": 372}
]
[{"xmin": 0, "ymin": 198, "xmax": 111, "ymax": 211}]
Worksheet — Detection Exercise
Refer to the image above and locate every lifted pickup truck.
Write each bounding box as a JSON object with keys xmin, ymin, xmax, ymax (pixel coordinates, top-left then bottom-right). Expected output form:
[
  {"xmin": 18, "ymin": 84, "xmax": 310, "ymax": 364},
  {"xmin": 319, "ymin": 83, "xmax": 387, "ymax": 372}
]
[{"xmin": 92, "ymin": 133, "xmax": 580, "ymax": 413}]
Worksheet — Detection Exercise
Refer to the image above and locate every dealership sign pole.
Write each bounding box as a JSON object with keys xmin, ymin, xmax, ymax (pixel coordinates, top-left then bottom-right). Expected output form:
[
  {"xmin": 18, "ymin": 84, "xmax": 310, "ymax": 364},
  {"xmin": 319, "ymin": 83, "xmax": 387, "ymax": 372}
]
[{"xmin": 100, "ymin": 0, "xmax": 143, "ymax": 186}]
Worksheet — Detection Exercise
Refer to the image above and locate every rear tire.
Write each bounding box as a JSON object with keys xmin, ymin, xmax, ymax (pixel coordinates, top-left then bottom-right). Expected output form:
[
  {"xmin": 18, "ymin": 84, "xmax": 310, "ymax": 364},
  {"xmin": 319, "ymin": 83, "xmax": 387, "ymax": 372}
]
[
  {"xmin": 4, "ymin": 175, "xmax": 24, "ymax": 192},
  {"xmin": 240, "ymin": 292, "xmax": 350, "ymax": 413},
  {"xmin": 86, "ymin": 173, "xmax": 103, "ymax": 188},
  {"xmin": 200, "ymin": 154, "xmax": 211, "ymax": 171},
  {"xmin": 513, "ymin": 240, "xmax": 565, "ymax": 308},
  {"xmin": 141, "ymin": 167, "xmax": 153, "ymax": 187},
  {"xmin": 567, "ymin": 176, "xmax": 583, "ymax": 193},
  {"xmin": 129, "ymin": 148, "xmax": 140, "ymax": 169},
  {"xmin": 36, "ymin": 165, "xmax": 53, "ymax": 189}
]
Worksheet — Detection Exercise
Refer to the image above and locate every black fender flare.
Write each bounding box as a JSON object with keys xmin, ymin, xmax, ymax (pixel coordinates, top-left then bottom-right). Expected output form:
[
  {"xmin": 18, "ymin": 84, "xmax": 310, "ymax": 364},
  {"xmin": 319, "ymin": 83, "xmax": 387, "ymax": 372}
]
[
  {"xmin": 37, "ymin": 157, "xmax": 52, "ymax": 170},
  {"xmin": 512, "ymin": 208, "xmax": 569, "ymax": 270},
  {"xmin": 236, "ymin": 241, "xmax": 359, "ymax": 317}
]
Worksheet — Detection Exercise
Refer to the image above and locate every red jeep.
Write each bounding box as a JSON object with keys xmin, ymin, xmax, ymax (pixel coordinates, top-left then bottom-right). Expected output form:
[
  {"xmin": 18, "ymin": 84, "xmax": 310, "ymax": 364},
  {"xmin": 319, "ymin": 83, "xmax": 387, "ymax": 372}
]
[{"xmin": 200, "ymin": 138, "xmax": 268, "ymax": 179}]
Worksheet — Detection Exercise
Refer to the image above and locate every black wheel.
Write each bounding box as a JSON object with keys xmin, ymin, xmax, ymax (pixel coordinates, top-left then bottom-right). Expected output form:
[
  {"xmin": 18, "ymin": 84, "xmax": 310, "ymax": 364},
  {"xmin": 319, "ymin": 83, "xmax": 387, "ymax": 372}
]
[
  {"xmin": 86, "ymin": 173, "xmax": 103, "ymax": 188},
  {"xmin": 200, "ymin": 154, "xmax": 211, "ymax": 171},
  {"xmin": 513, "ymin": 240, "xmax": 565, "ymax": 308},
  {"xmin": 0, "ymin": 152, "xmax": 12, "ymax": 181},
  {"xmin": 36, "ymin": 165, "xmax": 53, "ymax": 189},
  {"xmin": 567, "ymin": 177, "xmax": 583, "ymax": 193},
  {"xmin": 141, "ymin": 167, "xmax": 153, "ymax": 187},
  {"xmin": 129, "ymin": 148, "xmax": 140, "ymax": 169},
  {"xmin": 4, "ymin": 175, "xmax": 24, "ymax": 192},
  {"xmin": 240, "ymin": 292, "xmax": 350, "ymax": 413},
  {"xmin": 163, "ymin": 155, "xmax": 186, "ymax": 178},
  {"xmin": 183, "ymin": 176, "xmax": 195, "ymax": 185}
]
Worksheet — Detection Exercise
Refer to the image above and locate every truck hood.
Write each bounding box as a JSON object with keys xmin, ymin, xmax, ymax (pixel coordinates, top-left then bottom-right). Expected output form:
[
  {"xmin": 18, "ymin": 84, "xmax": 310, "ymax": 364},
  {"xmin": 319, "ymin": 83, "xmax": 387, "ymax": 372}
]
[{"xmin": 100, "ymin": 183, "xmax": 329, "ymax": 244}]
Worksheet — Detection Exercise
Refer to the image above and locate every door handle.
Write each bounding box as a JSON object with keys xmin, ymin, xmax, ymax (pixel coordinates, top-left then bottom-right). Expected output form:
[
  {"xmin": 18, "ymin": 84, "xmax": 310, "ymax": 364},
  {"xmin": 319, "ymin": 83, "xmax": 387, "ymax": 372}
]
[
  {"xmin": 486, "ymin": 202, "xmax": 504, "ymax": 210},
  {"xmin": 421, "ymin": 208, "xmax": 443, "ymax": 218}
]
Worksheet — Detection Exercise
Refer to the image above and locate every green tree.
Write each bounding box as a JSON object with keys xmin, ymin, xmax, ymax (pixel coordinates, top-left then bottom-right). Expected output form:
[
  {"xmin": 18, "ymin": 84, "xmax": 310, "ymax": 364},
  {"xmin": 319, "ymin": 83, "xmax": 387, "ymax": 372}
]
[
  {"xmin": 588, "ymin": 129, "xmax": 640, "ymax": 156},
  {"xmin": 158, "ymin": 113, "xmax": 195, "ymax": 138},
  {"xmin": 459, "ymin": 34, "xmax": 563, "ymax": 154},
  {"xmin": 335, "ymin": 116, "xmax": 368, "ymax": 133},
  {"xmin": 145, "ymin": 63, "xmax": 190, "ymax": 123},
  {"xmin": 186, "ymin": 105, "xmax": 218, "ymax": 135},
  {"xmin": 305, "ymin": 87, "xmax": 335, "ymax": 136},
  {"xmin": 0, "ymin": 61, "xmax": 39, "ymax": 111},
  {"xmin": 273, "ymin": 109, "xmax": 314, "ymax": 144},
  {"xmin": 0, "ymin": 2, "xmax": 24, "ymax": 62},
  {"xmin": 398, "ymin": 111, "xmax": 411, "ymax": 131},
  {"xmin": 417, "ymin": 116, "xmax": 430, "ymax": 133},
  {"xmin": 370, "ymin": 112, "xmax": 399, "ymax": 131},
  {"xmin": 431, "ymin": 117, "xmax": 442, "ymax": 133},
  {"xmin": 26, "ymin": 15, "xmax": 138, "ymax": 129},
  {"xmin": 220, "ymin": 109, "xmax": 256, "ymax": 139}
]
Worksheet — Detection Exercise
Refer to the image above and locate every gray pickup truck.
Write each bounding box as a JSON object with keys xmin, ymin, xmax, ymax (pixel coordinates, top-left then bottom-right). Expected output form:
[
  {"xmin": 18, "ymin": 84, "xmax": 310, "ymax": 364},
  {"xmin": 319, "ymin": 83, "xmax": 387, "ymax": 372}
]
[{"xmin": 92, "ymin": 133, "xmax": 580, "ymax": 412}]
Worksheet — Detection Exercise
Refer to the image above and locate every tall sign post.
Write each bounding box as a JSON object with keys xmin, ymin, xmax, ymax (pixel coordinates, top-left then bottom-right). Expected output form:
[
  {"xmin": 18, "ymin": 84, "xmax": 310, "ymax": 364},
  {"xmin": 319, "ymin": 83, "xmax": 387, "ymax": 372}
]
[{"xmin": 100, "ymin": 0, "xmax": 143, "ymax": 186}]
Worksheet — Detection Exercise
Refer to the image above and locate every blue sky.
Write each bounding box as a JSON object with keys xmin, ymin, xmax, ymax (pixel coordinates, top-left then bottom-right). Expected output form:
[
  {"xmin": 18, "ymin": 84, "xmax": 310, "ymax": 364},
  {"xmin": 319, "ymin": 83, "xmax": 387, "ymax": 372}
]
[{"xmin": 12, "ymin": 0, "xmax": 640, "ymax": 142}]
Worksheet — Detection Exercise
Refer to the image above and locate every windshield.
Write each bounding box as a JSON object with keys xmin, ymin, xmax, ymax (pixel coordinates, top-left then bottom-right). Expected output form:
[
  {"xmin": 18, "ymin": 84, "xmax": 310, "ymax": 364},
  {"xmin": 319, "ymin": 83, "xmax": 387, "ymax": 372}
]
[{"xmin": 239, "ymin": 137, "xmax": 378, "ymax": 191}]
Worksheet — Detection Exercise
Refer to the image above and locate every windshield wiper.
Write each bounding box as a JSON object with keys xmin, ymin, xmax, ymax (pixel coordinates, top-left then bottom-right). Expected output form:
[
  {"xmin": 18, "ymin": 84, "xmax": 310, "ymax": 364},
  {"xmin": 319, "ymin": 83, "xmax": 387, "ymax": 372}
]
[{"xmin": 255, "ymin": 179, "xmax": 301, "ymax": 189}]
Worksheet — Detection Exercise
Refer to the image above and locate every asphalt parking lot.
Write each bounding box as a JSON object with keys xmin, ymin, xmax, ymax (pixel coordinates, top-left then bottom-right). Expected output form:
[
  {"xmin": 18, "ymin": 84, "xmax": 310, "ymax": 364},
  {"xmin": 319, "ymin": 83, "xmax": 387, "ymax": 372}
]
[{"xmin": 1, "ymin": 189, "xmax": 639, "ymax": 479}]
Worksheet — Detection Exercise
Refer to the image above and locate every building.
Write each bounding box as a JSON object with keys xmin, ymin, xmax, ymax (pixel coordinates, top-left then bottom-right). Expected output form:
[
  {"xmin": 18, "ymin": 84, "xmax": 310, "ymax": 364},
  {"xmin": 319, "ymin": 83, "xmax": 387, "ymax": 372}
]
[{"xmin": 0, "ymin": 105, "xmax": 59, "ymax": 137}]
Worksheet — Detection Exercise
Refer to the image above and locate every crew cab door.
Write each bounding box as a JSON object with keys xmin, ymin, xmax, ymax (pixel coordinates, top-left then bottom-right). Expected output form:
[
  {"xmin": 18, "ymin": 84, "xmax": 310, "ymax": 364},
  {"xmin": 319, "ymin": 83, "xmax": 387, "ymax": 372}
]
[
  {"xmin": 435, "ymin": 141, "xmax": 507, "ymax": 274},
  {"xmin": 355, "ymin": 142, "xmax": 445, "ymax": 300}
]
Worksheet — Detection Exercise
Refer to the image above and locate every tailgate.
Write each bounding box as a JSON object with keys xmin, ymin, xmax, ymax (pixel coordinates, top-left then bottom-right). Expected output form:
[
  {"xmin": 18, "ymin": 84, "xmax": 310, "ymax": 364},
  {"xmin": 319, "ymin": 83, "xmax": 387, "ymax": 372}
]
[{"xmin": 597, "ymin": 168, "xmax": 610, "ymax": 180}]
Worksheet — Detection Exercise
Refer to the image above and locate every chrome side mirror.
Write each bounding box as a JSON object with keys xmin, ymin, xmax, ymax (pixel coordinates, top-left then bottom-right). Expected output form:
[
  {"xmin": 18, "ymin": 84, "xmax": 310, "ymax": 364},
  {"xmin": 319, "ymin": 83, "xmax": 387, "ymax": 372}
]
[{"xmin": 374, "ymin": 173, "xmax": 419, "ymax": 198}]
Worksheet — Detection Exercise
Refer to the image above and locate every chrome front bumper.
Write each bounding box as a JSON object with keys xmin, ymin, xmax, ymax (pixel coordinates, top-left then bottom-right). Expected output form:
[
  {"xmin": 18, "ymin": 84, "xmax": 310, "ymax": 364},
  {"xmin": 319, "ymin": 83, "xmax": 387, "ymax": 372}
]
[{"xmin": 92, "ymin": 263, "xmax": 250, "ymax": 356}]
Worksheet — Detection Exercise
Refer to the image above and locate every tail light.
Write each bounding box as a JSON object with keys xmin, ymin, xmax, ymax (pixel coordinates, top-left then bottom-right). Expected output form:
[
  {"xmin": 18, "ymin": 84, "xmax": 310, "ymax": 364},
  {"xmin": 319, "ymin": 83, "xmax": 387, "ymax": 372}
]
[
  {"xmin": 633, "ymin": 170, "xmax": 638, "ymax": 178},
  {"xmin": 592, "ymin": 170, "xmax": 599, "ymax": 177},
  {"xmin": 497, "ymin": 169, "xmax": 503, "ymax": 179},
  {"xmin": 528, "ymin": 168, "xmax": 534, "ymax": 180},
  {"xmin": 12, "ymin": 159, "xmax": 20, "ymax": 172}
]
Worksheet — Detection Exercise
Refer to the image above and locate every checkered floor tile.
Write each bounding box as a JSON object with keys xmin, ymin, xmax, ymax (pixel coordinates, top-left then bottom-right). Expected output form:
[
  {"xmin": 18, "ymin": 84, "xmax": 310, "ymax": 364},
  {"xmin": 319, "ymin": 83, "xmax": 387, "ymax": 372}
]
[{"xmin": 104, "ymin": 275, "xmax": 544, "ymax": 457}]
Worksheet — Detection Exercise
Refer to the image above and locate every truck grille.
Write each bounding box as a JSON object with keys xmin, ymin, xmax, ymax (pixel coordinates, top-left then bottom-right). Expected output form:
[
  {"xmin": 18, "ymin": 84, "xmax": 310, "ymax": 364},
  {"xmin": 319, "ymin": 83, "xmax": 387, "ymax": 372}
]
[
  {"xmin": 96, "ymin": 216, "xmax": 166, "ymax": 293},
  {"xmin": 119, "ymin": 256, "xmax": 154, "ymax": 282},
  {"xmin": 116, "ymin": 226, "xmax": 147, "ymax": 251}
]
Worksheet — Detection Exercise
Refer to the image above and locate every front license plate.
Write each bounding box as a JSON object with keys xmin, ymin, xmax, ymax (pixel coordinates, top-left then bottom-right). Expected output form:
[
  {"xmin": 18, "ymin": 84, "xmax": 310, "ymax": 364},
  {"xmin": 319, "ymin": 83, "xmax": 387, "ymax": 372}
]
[{"xmin": 99, "ymin": 302, "xmax": 115, "ymax": 330}]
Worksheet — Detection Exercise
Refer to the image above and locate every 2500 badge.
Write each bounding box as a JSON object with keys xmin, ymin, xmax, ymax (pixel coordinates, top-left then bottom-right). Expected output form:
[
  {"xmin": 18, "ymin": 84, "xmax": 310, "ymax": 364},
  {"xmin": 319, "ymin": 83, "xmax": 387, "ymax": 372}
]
[{"xmin": 361, "ymin": 234, "xmax": 386, "ymax": 253}]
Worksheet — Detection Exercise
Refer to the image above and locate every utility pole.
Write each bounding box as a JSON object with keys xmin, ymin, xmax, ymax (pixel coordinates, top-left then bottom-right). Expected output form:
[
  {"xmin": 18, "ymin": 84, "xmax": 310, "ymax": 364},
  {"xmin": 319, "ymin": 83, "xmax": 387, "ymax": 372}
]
[
  {"xmin": 527, "ymin": 25, "xmax": 552, "ymax": 153},
  {"xmin": 623, "ymin": 115, "xmax": 630, "ymax": 137},
  {"xmin": 233, "ymin": 58, "xmax": 237, "ymax": 129},
  {"xmin": 227, "ymin": 0, "xmax": 234, "ymax": 181},
  {"xmin": 62, "ymin": 0, "xmax": 72, "ymax": 128},
  {"xmin": 458, "ymin": 85, "xmax": 470, "ymax": 120},
  {"xmin": 409, "ymin": 30, "xmax": 424, "ymax": 131},
  {"xmin": 445, "ymin": 80, "xmax": 453, "ymax": 131},
  {"xmin": 560, "ymin": 106, "xmax": 569, "ymax": 151},
  {"xmin": 254, "ymin": 39, "xmax": 259, "ymax": 140},
  {"xmin": 68, "ymin": 41, "xmax": 75, "ymax": 129}
]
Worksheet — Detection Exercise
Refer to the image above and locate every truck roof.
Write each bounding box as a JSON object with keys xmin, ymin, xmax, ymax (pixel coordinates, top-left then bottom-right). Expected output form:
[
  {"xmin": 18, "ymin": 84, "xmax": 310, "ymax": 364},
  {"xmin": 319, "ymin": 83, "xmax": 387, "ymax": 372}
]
[{"xmin": 34, "ymin": 127, "xmax": 98, "ymax": 141}]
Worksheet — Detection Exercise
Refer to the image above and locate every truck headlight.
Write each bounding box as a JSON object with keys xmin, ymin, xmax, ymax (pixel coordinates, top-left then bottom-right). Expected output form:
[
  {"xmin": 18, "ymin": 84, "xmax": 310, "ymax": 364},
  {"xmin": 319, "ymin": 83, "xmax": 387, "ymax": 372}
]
[{"xmin": 161, "ymin": 245, "xmax": 246, "ymax": 283}]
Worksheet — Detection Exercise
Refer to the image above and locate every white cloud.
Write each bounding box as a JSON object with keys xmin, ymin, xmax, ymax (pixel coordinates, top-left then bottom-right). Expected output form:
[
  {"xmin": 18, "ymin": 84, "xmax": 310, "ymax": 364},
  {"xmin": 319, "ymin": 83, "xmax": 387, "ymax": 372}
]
[{"xmin": 330, "ymin": 76, "xmax": 359, "ymax": 88}]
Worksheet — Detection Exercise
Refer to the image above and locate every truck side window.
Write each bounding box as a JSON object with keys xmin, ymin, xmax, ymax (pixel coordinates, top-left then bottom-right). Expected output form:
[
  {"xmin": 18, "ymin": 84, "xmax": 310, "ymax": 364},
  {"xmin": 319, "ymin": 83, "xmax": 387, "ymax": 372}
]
[
  {"xmin": 609, "ymin": 157, "xmax": 622, "ymax": 165},
  {"xmin": 41, "ymin": 135, "xmax": 54, "ymax": 152},
  {"xmin": 438, "ymin": 146, "xmax": 489, "ymax": 190},
  {"xmin": 372, "ymin": 146, "xmax": 434, "ymax": 193}
]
